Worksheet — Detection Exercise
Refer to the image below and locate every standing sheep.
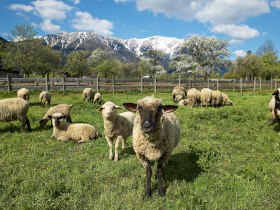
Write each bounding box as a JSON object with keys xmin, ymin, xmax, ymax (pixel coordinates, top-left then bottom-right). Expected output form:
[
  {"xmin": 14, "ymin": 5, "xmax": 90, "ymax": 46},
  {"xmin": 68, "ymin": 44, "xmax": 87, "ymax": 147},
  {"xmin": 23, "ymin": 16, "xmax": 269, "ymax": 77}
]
[
  {"xmin": 212, "ymin": 90, "xmax": 223, "ymax": 107},
  {"xmin": 269, "ymin": 89, "xmax": 280, "ymax": 124},
  {"xmin": 98, "ymin": 101, "xmax": 135, "ymax": 161},
  {"xmin": 222, "ymin": 92, "xmax": 234, "ymax": 106},
  {"xmin": 93, "ymin": 92, "xmax": 103, "ymax": 105},
  {"xmin": 51, "ymin": 112, "xmax": 99, "ymax": 143},
  {"xmin": 17, "ymin": 88, "xmax": 29, "ymax": 101},
  {"xmin": 187, "ymin": 88, "xmax": 200, "ymax": 107},
  {"xmin": 39, "ymin": 91, "xmax": 51, "ymax": 107},
  {"xmin": 39, "ymin": 104, "xmax": 73, "ymax": 127},
  {"xmin": 123, "ymin": 96, "xmax": 180, "ymax": 196},
  {"xmin": 0, "ymin": 98, "xmax": 31, "ymax": 132},
  {"xmin": 83, "ymin": 88, "xmax": 95, "ymax": 103},
  {"xmin": 172, "ymin": 86, "xmax": 187, "ymax": 103},
  {"xmin": 200, "ymin": 88, "xmax": 213, "ymax": 107}
]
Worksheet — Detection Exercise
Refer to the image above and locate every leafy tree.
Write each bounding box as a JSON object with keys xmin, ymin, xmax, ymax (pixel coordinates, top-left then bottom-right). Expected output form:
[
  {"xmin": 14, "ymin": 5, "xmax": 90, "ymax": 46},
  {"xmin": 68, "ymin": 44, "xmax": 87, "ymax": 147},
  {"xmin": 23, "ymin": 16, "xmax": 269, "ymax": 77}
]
[
  {"xmin": 64, "ymin": 50, "xmax": 91, "ymax": 77},
  {"xmin": 180, "ymin": 36, "xmax": 230, "ymax": 79},
  {"xmin": 135, "ymin": 59, "xmax": 152, "ymax": 78},
  {"xmin": 0, "ymin": 38, "xmax": 8, "ymax": 67},
  {"xmin": 88, "ymin": 48, "xmax": 113, "ymax": 67},
  {"xmin": 256, "ymin": 40, "xmax": 278, "ymax": 56},
  {"xmin": 260, "ymin": 52, "xmax": 280, "ymax": 79},
  {"xmin": 169, "ymin": 54, "xmax": 197, "ymax": 77},
  {"xmin": 143, "ymin": 50, "xmax": 165, "ymax": 75},
  {"xmin": 11, "ymin": 24, "xmax": 37, "ymax": 41},
  {"xmin": 96, "ymin": 59, "xmax": 120, "ymax": 78}
]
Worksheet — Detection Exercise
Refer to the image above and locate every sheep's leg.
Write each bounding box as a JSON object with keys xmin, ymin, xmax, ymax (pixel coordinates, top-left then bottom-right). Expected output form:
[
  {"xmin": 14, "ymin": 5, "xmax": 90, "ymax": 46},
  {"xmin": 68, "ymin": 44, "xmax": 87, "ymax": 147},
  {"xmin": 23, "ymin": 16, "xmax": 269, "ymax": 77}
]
[
  {"xmin": 114, "ymin": 136, "xmax": 122, "ymax": 161},
  {"xmin": 57, "ymin": 136, "xmax": 69, "ymax": 142},
  {"xmin": 157, "ymin": 161, "xmax": 165, "ymax": 196},
  {"xmin": 105, "ymin": 136, "xmax": 113, "ymax": 160},
  {"xmin": 145, "ymin": 161, "xmax": 152, "ymax": 197},
  {"xmin": 25, "ymin": 117, "xmax": 31, "ymax": 132},
  {"xmin": 78, "ymin": 136, "xmax": 89, "ymax": 143},
  {"xmin": 121, "ymin": 138, "xmax": 125, "ymax": 150},
  {"xmin": 48, "ymin": 100, "xmax": 50, "ymax": 106}
]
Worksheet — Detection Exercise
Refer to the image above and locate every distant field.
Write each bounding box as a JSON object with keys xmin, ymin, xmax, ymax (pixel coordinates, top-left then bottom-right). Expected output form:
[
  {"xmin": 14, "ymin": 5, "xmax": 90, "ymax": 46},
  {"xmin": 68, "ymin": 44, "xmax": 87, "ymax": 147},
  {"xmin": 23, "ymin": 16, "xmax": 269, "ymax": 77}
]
[{"xmin": 0, "ymin": 90, "xmax": 280, "ymax": 209}]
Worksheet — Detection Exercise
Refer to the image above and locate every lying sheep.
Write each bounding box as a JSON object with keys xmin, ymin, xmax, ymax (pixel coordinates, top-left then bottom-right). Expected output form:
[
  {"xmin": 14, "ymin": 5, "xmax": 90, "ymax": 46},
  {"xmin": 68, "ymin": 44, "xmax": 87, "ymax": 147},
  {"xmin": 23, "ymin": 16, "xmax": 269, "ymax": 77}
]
[
  {"xmin": 51, "ymin": 112, "xmax": 99, "ymax": 143},
  {"xmin": 212, "ymin": 90, "xmax": 223, "ymax": 107},
  {"xmin": 83, "ymin": 88, "xmax": 95, "ymax": 103},
  {"xmin": 200, "ymin": 88, "xmax": 213, "ymax": 107},
  {"xmin": 98, "ymin": 101, "xmax": 135, "ymax": 161},
  {"xmin": 17, "ymin": 88, "xmax": 29, "ymax": 101},
  {"xmin": 39, "ymin": 91, "xmax": 51, "ymax": 107},
  {"xmin": 222, "ymin": 93, "xmax": 234, "ymax": 106},
  {"xmin": 0, "ymin": 98, "xmax": 31, "ymax": 132},
  {"xmin": 187, "ymin": 88, "xmax": 200, "ymax": 107},
  {"xmin": 123, "ymin": 96, "xmax": 180, "ymax": 196},
  {"xmin": 93, "ymin": 92, "xmax": 103, "ymax": 105},
  {"xmin": 39, "ymin": 104, "xmax": 73, "ymax": 127},
  {"xmin": 172, "ymin": 86, "xmax": 187, "ymax": 103}
]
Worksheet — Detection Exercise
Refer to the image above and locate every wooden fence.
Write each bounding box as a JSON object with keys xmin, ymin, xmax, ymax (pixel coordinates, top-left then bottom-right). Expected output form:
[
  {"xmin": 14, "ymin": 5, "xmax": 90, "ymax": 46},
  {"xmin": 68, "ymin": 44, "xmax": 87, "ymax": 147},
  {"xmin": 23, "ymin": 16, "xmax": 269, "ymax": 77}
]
[{"xmin": 0, "ymin": 75, "xmax": 278, "ymax": 93}]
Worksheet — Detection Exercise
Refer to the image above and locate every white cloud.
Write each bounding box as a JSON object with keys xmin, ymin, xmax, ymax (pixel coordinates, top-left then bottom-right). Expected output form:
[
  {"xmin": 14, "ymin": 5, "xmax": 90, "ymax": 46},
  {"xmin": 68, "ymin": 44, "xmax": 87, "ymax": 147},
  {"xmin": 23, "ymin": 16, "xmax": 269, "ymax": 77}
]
[
  {"xmin": 72, "ymin": 11, "xmax": 114, "ymax": 36},
  {"xmin": 9, "ymin": 4, "xmax": 34, "ymax": 12},
  {"xmin": 234, "ymin": 50, "xmax": 247, "ymax": 57},
  {"xmin": 32, "ymin": 0, "xmax": 72, "ymax": 20},
  {"xmin": 40, "ymin": 19, "xmax": 61, "ymax": 33},
  {"xmin": 114, "ymin": 0, "xmax": 133, "ymax": 3},
  {"xmin": 72, "ymin": 0, "xmax": 80, "ymax": 4},
  {"xmin": 211, "ymin": 24, "xmax": 260, "ymax": 40},
  {"xmin": 271, "ymin": 0, "xmax": 280, "ymax": 8}
]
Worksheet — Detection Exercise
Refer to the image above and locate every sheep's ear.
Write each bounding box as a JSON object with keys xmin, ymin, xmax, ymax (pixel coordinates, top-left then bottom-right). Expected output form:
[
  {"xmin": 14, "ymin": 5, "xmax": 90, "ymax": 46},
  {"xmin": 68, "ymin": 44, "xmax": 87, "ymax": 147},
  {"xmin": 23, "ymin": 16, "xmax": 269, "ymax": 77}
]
[
  {"xmin": 162, "ymin": 105, "xmax": 178, "ymax": 113},
  {"xmin": 97, "ymin": 107, "xmax": 104, "ymax": 112},
  {"xmin": 123, "ymin": 103, "xmax": 137, "ymax": 112},
  {"xmin": 48, "ymin": 115, "xmax": 52, "ymax": 119},
  {"xmin": 272, "ymin": 90, "xmax": 279, "ymax": 96}
]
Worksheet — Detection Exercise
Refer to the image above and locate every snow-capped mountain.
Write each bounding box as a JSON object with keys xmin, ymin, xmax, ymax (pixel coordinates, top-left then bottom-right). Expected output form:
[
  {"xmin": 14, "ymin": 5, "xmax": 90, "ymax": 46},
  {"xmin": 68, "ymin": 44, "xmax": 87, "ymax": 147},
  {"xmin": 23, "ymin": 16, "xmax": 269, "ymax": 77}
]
[{"xmin": 41, "ymin": 32, "xmax": 184, "ymax": 62}]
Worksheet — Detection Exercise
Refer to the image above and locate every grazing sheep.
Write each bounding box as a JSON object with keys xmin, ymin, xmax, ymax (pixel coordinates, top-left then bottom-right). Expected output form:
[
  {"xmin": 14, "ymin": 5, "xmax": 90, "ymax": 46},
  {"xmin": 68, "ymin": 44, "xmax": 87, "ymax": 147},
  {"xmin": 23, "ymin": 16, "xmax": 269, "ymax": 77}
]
[
  {"xmin": 172, "ymin": 86, "xmax": 187, "ymax": 103},
  {"xmin": 222, "ymin": 93, "xmax": 234, "ymax": 106},
  {"xmin": 123, "ymin": 96, "xmax": 180, "ymax": 196},
  {"xmin": 93, "ymin": 92, "xmax": 103, "ymax": 104},
  {"xmin": 178, "ymin": 99, "xmax": 188, "ymax": 106},
  {"xmin": 0, "ymin": 98, "xmax": 31, "ymax": 132},
  {"xmin": 51, "ymin": 112, "xmax": 99, "ymax": 143},
  {"xmin": 39, "ymin": 91, "xmax": 51, "ymax": 107},
  {"xmin": 39, "ymin": 104, "xmax": 73, "ymax": 127},
  {"xmin": 17, "ymin": 88, "xmax": 29, "ymax": 101},
  {"xmin": 212, "ymin": 90, "xmax": 223, "ymax": 107},
  {"xmin": 187, "ymin": 88, "xmax": 200, "ymax": 107},
  {"xmin": 83, "ymin": 88, "xmax": 95, "ymax": 103},
  {"xmin": 98, "ymin": 101, "xmax": 135, "ymax": 161},
  {"xmin": 200, "ymin": 88, "xmax": 213, "ymax": 107}
]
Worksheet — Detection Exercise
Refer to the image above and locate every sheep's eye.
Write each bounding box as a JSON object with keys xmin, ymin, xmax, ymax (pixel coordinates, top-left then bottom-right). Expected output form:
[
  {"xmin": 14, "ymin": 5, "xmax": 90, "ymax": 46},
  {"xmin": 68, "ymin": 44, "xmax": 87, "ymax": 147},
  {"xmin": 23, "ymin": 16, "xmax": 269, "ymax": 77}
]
[{"xmin": 59, "ymin": 116, "xmax": 63, "ymax": 119}]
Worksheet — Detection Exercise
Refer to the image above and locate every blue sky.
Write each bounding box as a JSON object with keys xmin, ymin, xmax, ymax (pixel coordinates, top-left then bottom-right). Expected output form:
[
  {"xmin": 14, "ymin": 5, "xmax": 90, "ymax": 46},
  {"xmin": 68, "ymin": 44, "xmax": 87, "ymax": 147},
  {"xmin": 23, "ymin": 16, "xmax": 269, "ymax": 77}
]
[{"xmin": 1, "ymin": 0, "xmax": 280, "ymax": 59}]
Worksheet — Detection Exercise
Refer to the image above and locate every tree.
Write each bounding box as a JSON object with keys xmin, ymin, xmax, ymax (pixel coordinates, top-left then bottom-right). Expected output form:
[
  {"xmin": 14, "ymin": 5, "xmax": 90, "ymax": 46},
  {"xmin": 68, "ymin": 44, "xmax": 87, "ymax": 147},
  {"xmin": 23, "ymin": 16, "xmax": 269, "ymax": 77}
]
[
  {"xmin": 11, "ymin": 24, "xmax": 37, "ymax": 41},
  {"xmin": 96, "ymin": 59, "xmax": 120, "ymax": 78},
  {"xmin": 64, "ymin": 50, "xmax": 91, "ymax": 77},
  {"xmin": 135, "ymin": 59, "xmax": 152, "ymax": 78},
  {"xmin": 169, "ymin": 54, "xmax": 197, "ymax": 77},
  {"xmin": 260, "ymin": 52, "xmax": 280, "ymax": 79},
  {"xmin": 143, "ymin": 50, "xmax": 166, "ymax": 75},
  {"xmin": 256, "ymin": 40, "xmax": 278, "ymax": 56},
  {"xmin": 180, "ymin": 36, "xmax": 230, "ymax": 79}
]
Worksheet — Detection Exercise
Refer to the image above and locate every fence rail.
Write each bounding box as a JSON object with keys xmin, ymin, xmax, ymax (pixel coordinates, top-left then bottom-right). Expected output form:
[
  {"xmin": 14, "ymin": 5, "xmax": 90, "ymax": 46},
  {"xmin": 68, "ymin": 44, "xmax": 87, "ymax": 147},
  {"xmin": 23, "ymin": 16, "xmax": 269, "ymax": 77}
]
[{"xmin": 0, "ymin": 75, "xmax": 277, "ymax": 93}]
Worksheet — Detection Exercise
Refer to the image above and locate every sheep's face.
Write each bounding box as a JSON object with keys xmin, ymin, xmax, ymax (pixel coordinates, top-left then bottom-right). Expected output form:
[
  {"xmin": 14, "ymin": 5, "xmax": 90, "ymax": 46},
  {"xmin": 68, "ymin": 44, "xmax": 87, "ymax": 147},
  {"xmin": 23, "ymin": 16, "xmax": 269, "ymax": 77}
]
[
  {"xmin": 273, "ymin": 90, "xmax": 280, "ymax": 109},
  {"xmin": 50, "ymin": 113, "xmax": 66, "ymax": 128},
  {"xmin": 98, "ymin": 101, "xmax": 121, "ymax": 120}
]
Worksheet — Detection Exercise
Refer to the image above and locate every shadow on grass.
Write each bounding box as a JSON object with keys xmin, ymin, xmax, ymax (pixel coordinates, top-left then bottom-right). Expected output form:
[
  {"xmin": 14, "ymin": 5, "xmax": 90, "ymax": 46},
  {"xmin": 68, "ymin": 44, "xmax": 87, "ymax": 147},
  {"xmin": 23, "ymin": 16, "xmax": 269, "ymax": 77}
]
[
  {"xmin": 272, "ymin": 122, "xmax": 280, "ymax": 134},
  {"xmin": 165, "ymin": 151, "xmax": 203, "ymax": 183}
]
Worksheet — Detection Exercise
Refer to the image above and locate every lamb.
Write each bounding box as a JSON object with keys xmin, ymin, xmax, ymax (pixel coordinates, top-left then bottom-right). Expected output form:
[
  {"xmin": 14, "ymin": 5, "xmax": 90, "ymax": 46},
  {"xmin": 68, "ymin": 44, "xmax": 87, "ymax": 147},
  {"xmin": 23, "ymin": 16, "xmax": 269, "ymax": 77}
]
[
  {"xmin": 39, "ymin": 104, "xmax": 73, "ymax": 127},
  {"xmin": 39, "ymin": 91, "xmax": 51, "ymax": 107},
  {"xmin": 17, "ymin": 88, "xmax": 29, "ymax": 101},
  {"xmin": 93, "ymin": 92, "xmax": 103, "ymax": 104},
  {"xmin": 51, "ymin": 112, "xmax": 99, "ymax": 143},
  {"xmin": 0, "ymin": 98, "xmax": 31, "ymax": 132},
  {"xmin": 178, "ymin": 99, "xmax": 188, "ymax": 106},
  {"xmin": 98, "ymin": 101, "xmax": 135, "ymax": 161},
  {"xmin": 212, "ymin": 90, "xmax": 223, "ymax": 107},
  {"xmin": 83, "ymin": 88, "xmax": 95, "ymax": 103},
  {"xmin": 200, "ymin": 88, "xmax": 213, "ymax": 107},
  {"xmin": 222, "ymin": 93, "xmax": 234, "ymax": 106},
  {"xmin": 172, "ymin": 86, "xmax": 187, "ymax": 103},
  {"xmin": 187, "ymin": 88, "xmax": 200, "ymax": 107},
  {"xmin": 123, "ymin": 96, "xmax": 180, "ymax": 196}
]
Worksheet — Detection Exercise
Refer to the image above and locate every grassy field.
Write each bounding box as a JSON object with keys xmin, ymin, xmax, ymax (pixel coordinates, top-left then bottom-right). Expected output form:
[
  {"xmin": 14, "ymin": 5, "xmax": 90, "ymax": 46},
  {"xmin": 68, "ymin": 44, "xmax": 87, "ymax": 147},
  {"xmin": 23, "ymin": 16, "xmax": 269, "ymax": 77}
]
[{"xmin": 0, "ymin": 90, "xmax": 280, "ymax": 209}]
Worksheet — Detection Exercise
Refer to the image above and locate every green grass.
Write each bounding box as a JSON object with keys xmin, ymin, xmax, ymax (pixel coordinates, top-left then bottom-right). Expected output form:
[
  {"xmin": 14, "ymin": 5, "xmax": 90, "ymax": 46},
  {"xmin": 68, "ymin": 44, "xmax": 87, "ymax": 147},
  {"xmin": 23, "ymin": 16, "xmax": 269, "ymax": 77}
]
[{"xmin": 0, "ymin": 90, "xmax": 280, "ymax": 209}]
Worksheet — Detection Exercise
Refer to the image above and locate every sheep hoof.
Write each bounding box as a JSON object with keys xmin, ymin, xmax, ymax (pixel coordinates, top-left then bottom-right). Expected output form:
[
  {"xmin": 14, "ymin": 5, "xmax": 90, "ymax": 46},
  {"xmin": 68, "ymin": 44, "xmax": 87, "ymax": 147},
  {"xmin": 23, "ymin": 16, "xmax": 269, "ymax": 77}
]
[
  {"xmin": 145, "ymin": 191, "xmax": 152, "ymax": 197},
  {"xmin": 114, "ymin": 157, "xmax": 119, "ymax": 161},
  {"xmin": 158, "ymin": 190, "xmax": 165, "ymax": 197},
  {"xmin": 109, "ymin": 156, "xmax": 114, "ymax": 161}
]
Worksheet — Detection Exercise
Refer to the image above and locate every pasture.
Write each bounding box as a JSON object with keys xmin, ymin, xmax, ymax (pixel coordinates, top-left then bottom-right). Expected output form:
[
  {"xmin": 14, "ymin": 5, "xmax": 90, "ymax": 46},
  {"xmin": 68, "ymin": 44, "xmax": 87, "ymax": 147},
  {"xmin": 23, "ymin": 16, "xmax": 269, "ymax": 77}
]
[{"xmin": 0, "ymin": 90, "xmax": 280, "ymax": 209}]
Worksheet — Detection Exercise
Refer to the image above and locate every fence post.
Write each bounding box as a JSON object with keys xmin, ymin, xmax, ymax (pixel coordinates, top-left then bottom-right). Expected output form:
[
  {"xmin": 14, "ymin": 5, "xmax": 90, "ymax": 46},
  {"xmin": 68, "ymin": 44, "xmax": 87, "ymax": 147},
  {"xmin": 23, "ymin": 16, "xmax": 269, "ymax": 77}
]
[
  {"xmin": 275, "ymin": 79, "xmax": 277, "ymax": 90},
  {"xmin": 207, "ymin": 79, "xmax": 210, "ymax": 88},
  {"xmin": 253, "ymin": 77, "xmax": 256, "ymax": 92},
  {"xmin": 62, "ymin": 76, "xmax": 66, "ymax": 93},
  {"xmin": 216, "ymin": 79, "xmax": 219, "ymax": 90},
  {"xmin": 96, "ymin": 75, "xmax": 99, "ymax": 93},
  {"xmin": 7, "ymin": 73, "xmax": 11, "ymax": 92},
  {"xmin": 140, "ymin": 75, "xmax": 143, "ymax": 94},
  {"xmin": 112, "ymin": 75, "xmax": 115, "ymax": 94},
  {"xmin": 240, "ymin": 78, "xmax": 243, "ymax": 92},
  {"xmin": 233, "ymin": 79, "xmax": 235, "ymax": 92},
  {"xmin": 45, "ymin": 74, "xmax": 49, "ymax": 91},
  {"xmin": 178, "ymin": 74, "xmax": 181, "ymax": 86},
  {"xmin": 154, "ymin": 74, "xmax": 157, "ymax": 94},
  {"xmin": 259, "ymin": 77, "xmax": 262, "ymax": 91},
  {"xmin": 76, "ymin": 79, "xmax": 79, "ymax": 87}
]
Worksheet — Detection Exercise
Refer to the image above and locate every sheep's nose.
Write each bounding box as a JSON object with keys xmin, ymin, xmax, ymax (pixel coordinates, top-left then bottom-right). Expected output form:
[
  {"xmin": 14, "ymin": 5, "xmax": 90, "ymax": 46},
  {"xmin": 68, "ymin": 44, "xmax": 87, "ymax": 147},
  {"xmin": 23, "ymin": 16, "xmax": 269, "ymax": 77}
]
[{"xmin": 143, "ymin": 121, "xmax": 151, "ymax": 128}]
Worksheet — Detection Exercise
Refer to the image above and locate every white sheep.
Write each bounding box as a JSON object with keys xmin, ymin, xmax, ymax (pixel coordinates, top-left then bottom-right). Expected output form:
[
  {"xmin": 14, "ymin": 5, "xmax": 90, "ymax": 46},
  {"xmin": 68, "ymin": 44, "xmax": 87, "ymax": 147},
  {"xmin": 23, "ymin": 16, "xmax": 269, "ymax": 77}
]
[
  {"xmin": 123, "ymin": 96, "xmax": 180, "ymax": 196},
  {"xmin": 178, "ymin": 99, "xmax": 188, "ymax": 106},
  {"xmin": 83, "ymin": 88, "xmax": 95, "ymax": 103},
  {"xmin": 93, "ymin": 92, "xmax": 103, "ymax": 104},
  {"xmin": 221, "ymin": 92, "xmax": 234, "ymax": 106},
  {"xmin": 187, "ymin": 88, "xmax": 200, "ymax": 107},
  {"xmin": 212, "ymin": 90, "xmax": 223, "ymax": 107},
  {"xmin": 269, "ymin": 88, "xmax": 280, "ymax": 124},
  {"xmin": 39, "ymin": 104, "xmax": 73, "ymax": 127},
  {"xmin": 0, "ymin": 98, "xmax": 31, "ymax": 132},
  {"xmin": 200, "ymin": 88, "xmax": 213, "ymax": 107},
  {"xmin": 51, "ymin": 112, "xmax": 99, "ymax": 143},
  {"xmin": 17, "ymin": 88, "xmax": 29, "ymax": 101},
  {"xmin": 98, "ymin": 101, "xmax": 135, "ymax": 161},
  {"xmin": 39, "ymin": 91, "xmax": 51, "ymax": 107},
  {"xmin": 172, "ymin": 86, "xmax": 187, "ymax": 103}
]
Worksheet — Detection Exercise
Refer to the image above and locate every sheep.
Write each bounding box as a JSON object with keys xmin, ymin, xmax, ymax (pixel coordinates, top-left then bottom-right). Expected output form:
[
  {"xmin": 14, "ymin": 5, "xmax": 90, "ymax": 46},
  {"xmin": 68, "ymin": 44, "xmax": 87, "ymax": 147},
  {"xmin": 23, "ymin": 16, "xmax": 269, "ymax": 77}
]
[
  {"xmin": 39, "ymin": 91, "xmax": 51, "ymax": 107},
  {"xmin": 172, "ymin": 86, "xmax": 187, "ymax": 103},
  {"xmin": 51, "ymin": 112, "xmax": 99, "ymax": 143},
  {"xmin": 178, "ymin": 99, "xmax": 188, "ymax": 106},
  {"xmin": 123, "ymin": 96, "xmax": 180, "ymax": 197},
  {"xmin": 0, "ymin": 98, "xmax": 31, "ymax": 132},
  {"xmin": 187, "ymin": 88, "xmax": 200, "ymax": 107},
  {"xmin": 83, "ymin": 88, "xmax": 95, "ymax": 103},
  {"xmin": 93, "ymin": 92, "xmax": 103, "ymax": 105},
  {"xmin": 212, "ymin": 90, "xmax": 223, "ymax": 107},
  {"xmin": 98, "ymin": 101, "xmax": 135, "ymax": 161},
  {"xmin": 269, "ymin": 88, "xmax": 280, "ymax": 124},
  {"xmin": 17, "ymin": 88, "xmax": 29, "ymax": 101},
  {"xmin": 39, "ymin": 104, "xmax": 73, "ymax": 127},
  {"xmin": 200, "ymin": 88, "xmax": 213, "ymax": 107},
  {"xmin": 222, "ymin": 93, "xmax": 234, "ymax": 106}
]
